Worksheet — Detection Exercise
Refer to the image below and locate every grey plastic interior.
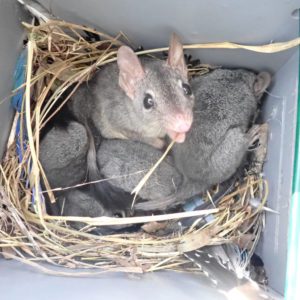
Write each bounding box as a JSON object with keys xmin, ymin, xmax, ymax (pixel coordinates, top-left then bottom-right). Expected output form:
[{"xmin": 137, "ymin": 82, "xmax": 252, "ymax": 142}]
[
  {"xmin": 0, "ymin": 1, "xmax": 25, "ymax": 159},
  {"xmin": 0, "ymin": 0, "xmax": 299, "ymax": 299},
  {"xmin": 257, "ymin": 51, "xmax": 299, "ymax": 295}
]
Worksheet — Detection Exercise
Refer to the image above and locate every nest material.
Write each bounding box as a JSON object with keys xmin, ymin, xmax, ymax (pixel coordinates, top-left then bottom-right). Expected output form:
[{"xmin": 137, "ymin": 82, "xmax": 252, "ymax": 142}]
[{"xmin": 0, "ymin": 20, "xmax": 268, "ymax": 275}]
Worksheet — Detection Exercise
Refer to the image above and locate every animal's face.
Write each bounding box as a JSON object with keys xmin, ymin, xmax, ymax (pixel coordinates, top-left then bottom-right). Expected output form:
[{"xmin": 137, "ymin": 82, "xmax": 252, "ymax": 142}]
[
  {"xmin": 131, "ymin": 62, "xmax": 194, "ymax": 141},
  {"xmin": 117, "ymin": 33, "xmax": 194, "ymax": 143}
]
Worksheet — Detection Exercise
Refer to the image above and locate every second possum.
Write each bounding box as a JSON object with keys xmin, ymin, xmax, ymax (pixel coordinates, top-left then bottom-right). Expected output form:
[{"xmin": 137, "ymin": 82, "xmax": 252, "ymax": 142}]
[{"xmin": 172, "ymin": 68, "xmax": 271, "ymax": 189}]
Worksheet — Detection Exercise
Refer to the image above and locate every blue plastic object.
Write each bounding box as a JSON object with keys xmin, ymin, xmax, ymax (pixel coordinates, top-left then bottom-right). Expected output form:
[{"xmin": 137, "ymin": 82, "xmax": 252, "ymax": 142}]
[
  {"xmin": 11, "ymin": 46, "xmax": 43, "ymax": 206},
  {"xmin": 183, "ymin": 196, "xmax": 215, "ymax": 224},
  {"xmin": 11, "ymin": 47, "xmax": 28, "ymax": 165},
  {"xmin": 183, "ymin": 196, "xmax": 205, "ymax": 211},
  {"xmin": 11, "ymin": 47, "xmax": 27, "ymax": 112}
]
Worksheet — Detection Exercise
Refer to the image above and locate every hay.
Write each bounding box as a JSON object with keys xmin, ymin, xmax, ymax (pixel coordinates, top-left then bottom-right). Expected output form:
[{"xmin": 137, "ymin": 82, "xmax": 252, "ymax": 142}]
[{"xmin": 0, "ymin": 20, "xmax": 269, "ymax": 275}]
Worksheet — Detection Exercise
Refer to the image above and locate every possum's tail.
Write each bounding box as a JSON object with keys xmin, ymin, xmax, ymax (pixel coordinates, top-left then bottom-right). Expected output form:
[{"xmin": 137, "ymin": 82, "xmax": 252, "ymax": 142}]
[
  {"xmin": 85, "ymin": 123, "xmax": 101, "ymax": 182},
  {"xmin": 84, "ymin": 123, "xmax": 133, "ymax": 215}
]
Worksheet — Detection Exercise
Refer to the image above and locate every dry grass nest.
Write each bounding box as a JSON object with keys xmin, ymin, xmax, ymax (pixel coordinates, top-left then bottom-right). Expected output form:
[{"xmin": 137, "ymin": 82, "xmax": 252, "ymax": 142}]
[{"xmin": 0, "ymin": 20, "xmax": 271, "ymax": 276}]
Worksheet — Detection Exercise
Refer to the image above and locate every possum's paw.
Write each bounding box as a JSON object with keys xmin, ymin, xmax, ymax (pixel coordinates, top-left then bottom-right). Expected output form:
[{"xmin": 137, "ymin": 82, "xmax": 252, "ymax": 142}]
[{"xmin": 248, "ymin": 123, "xmax": 269, "ymax": 175}]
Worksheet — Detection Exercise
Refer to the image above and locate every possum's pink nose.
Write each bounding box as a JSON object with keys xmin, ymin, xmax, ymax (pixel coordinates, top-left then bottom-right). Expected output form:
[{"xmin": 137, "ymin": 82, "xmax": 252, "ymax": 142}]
[
  {"xmin": 173, "ymin": 114, "xmax": 193, "ymax": 132},
  {"xmin": 165, "ymin": 113, "xmax": 193, "ymax": 143}
]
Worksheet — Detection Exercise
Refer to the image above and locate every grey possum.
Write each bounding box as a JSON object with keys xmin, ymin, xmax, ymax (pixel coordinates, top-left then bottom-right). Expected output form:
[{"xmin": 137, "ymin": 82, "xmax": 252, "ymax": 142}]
[
  {"xmin": 68, "ymin": 33, "xmax": 194, "ymax": 150},
  {"xmin": 39, "ymin": 119, "xmax": 133, "ymax": 221},
  {"xmin": 172, "ymin": 69, "xmax": 271, "ymax": 189},
  {"xmin": 39, "ymin": 120, "xmax": 89, "ymax": 189},
  {"xmin": 96, "ymin": 139, "xmax": 205, "ymax": 211}
]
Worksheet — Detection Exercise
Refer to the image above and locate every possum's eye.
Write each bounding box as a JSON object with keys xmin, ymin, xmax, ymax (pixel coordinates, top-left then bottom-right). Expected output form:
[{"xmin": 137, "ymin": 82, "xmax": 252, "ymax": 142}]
[
  {"xmin": 143, "ymin": 93, "xmax": 155, "ymax": 109},
  {"xmin": 182, "ymin": 83, "xmax": 192, "ymax": 96}
]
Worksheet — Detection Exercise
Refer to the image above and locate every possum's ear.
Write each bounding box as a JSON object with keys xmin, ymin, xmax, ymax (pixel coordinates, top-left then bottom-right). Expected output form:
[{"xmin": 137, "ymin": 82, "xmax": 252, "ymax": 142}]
[
  {"xmin": 117, "ymin": 46, "xmax": 145, "ymax": 99},
  {"xmin": 254, "ymin": 72, "xmax": 272, "ymax": 99},
  {"xmin": 167, "ymin": 33, "xmax": 188, "ymax": 80}
]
